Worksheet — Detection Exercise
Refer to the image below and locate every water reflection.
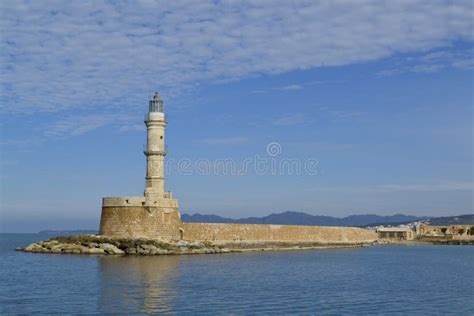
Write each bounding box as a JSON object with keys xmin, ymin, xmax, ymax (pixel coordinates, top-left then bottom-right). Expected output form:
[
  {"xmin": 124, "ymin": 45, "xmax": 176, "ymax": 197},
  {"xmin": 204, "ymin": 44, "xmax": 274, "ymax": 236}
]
[{"xmin": 98, "ymin": 255, "xmax": 179, "ymax": 314}]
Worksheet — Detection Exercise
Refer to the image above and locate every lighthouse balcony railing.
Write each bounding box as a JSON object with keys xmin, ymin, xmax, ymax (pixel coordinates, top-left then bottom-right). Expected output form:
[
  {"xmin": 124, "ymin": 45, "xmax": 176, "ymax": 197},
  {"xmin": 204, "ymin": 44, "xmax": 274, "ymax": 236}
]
[
  {"xmin": 143, "ymin": 144, "xmax": 167, "ymax": 155},
  {"xmin": 144, "ymin": 114, "xmax": 167, "ymax": 122}
]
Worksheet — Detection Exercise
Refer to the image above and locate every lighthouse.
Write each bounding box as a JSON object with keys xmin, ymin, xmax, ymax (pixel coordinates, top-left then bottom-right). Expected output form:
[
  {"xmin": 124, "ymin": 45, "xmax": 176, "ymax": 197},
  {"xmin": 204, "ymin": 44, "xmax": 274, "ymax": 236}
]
[
  {"xmin": 144, "ymin": 92, "xmax": 167, "ymax": 199},
  {"xmin": 98, "ymin": 92, "xmax": 377, "ymax": 244},
  {"xmin": 99, "ymin": 92, "xmax": 181, "ymax": 240}
]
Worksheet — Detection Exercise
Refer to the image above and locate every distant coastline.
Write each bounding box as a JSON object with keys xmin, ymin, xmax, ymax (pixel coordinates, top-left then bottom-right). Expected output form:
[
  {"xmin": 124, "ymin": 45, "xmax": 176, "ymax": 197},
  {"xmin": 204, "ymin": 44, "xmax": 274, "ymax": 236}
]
[
  {"xmin": 178, "ymin": 212, "xmax": 474, "ymax": 227},
  {"xmin": 38, "ymin": 229, "xmax": 98, "ymax": 236}
]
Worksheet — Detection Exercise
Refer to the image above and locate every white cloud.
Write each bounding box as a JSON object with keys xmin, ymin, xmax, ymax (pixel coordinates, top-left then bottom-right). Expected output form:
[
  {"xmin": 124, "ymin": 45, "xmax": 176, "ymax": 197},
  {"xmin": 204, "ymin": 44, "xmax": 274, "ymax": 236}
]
[
  {"xmin": 43, "ymin": 116, "xmax": 112, "ymax": 138},
  {"xmin": 252, "ymin": 80, "xmax": 344, "ymax": 94},
  {"xmin": 118, "ymin": 124, "xmax": 144, "ymax": 133},
  {"xmin": 378, "ymin": 48, "xmax": 474, "ymax": 76},
  {"xmin": 251, "ymin": 83, "xmax": 303, "ymax": 94},
  {"xmin": 0, "ymin": 0, "xmax": 472, "ymax": 116},
  {"xmin": 280, "ymin": 84, "xmax": 302, "ymax": 91},
  {"xmin": 273, "ymin": 113, "xmax": 305, "ymax": 126},
  {"xmin": 42, "ymin": 113, "xmax": 139, "ymax": 139}
]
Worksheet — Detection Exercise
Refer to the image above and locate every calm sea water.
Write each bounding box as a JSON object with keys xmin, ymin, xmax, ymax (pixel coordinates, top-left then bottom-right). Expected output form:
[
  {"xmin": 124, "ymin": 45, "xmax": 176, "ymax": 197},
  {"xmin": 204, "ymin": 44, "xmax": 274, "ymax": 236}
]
[{"xmin": 1, "ymin": 233, "xmax": 473, "ymax": 315}]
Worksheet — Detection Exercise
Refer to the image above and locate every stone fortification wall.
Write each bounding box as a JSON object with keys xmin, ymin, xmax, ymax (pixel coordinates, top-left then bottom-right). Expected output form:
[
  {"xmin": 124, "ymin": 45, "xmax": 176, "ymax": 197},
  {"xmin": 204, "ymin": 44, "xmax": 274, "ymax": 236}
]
[
  {"xmin": 100, "ymin": 197, "xmax": 377, "ymax": 243},
  {"xmin": 99, "ymin": 197, "xmax": 181, "ymax": 240},
  {"xmin": 181, "ymin": 222, "xmax": 377, "ymax": 243}
]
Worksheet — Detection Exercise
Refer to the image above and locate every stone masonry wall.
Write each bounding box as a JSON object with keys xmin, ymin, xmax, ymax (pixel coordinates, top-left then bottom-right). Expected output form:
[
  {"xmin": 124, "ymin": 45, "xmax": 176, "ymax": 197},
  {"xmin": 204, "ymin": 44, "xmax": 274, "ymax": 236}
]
[
  {"xmin": 100, "ymin": 206, "xmax": 181, "ymax": 240},
  {"xmin": 100, "ymin": 203, "xmax": 377, "ymax": 243},
  {"xmin": 181, "ymin": 222, "xmax": 377, "ymax": 243},
  {"xmin": 416, "ymin": 224, "xmax": 474, "ymax": 238}
]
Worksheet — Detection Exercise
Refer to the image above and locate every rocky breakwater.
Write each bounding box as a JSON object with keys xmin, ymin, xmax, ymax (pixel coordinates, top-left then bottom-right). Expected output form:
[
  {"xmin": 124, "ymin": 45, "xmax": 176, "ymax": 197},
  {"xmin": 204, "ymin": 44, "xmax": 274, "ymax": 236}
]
[{"xmin": 17, "ymin": 235, "xmax": 231, "ymax": 256}]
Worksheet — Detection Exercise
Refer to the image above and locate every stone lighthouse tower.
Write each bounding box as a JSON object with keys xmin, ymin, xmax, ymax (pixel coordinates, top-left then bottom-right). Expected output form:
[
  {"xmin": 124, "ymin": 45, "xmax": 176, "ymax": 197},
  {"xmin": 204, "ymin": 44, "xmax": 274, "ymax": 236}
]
[
  {"xmin": 99, "ymin": 92, "xmax": 182, "ymax": 240},
  {"xmin": 144, "ymin": 92, "xmax": 167, "ymax": 199}
]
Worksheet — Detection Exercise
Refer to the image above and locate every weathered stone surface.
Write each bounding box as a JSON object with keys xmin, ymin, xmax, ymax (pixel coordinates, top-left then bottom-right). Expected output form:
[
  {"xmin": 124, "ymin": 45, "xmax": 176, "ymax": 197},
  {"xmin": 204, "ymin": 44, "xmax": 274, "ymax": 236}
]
[
  {"xmin": 176, "ymin": 240, "xmax": 189, "ymax": 248},
  {"xmin": 125, "ymin": 247, "xmax": 137, "ymax": 254},
  {"xmin": 189, "ymin": 241, "xmax": 204, "ymax": 248},
  {"xmin": 181, "ymin": 223, "xmax": 377, "ymax": 243},
  {"xmin": 99, "ymin": 205, "xmax": 182, "ymax": 240},
  {"xmin": 60, "ymin": 243, "xmax": 81, "ymax": 251},
  {"xmin": 154, "ymin": 249, "xmax": 169, "ymax": 255},
  {"xmin": 85, "ymin": 247, "xmax": 106, "ymax": 255},
  {"xmin": 99, "ymin": 204, "xmax": 377, "ymax": 244},
  {"xmin": 99, "ymin": 243, "xmax": 125, "ymax": 255},
  {"xmin": 140, "ymin": 244, "xmax": 158, "ymax": 251},
  {"xmin": 25, "ymin": 243, "xmax": 45, "ymax": 252}
]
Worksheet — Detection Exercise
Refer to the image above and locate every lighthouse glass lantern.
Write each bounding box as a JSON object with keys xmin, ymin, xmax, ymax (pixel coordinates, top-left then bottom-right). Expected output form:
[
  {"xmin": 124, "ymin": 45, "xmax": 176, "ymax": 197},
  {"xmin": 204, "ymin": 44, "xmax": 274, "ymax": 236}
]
[{"xmin": 149, "ymin": 92, "xmax": 164, "ymax": 112}]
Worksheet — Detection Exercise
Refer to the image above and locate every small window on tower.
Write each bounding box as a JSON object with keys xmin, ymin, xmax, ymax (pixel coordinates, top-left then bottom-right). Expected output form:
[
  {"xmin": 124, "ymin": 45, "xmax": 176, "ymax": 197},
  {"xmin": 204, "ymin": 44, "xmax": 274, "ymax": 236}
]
[{"xmin": 160, "ymin": 136, "xmax": 163, "ymax": 139}]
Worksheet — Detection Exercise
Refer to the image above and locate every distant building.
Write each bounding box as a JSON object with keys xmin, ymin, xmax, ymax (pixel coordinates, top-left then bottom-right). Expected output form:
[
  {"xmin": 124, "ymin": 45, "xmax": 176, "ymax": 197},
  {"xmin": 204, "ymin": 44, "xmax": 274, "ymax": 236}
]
[
  {"xmin": 416, "ymin": 224, "xmax": 474, "ymax": 239},
  {"xmin": 376, "ymin": 227, "xmax": 414, "ymax": 240}
]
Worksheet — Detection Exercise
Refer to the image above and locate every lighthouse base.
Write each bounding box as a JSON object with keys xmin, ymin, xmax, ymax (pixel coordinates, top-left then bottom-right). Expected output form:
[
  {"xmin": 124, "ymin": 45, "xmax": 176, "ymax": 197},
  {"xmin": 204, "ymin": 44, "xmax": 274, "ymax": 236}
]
[{"xmin": 99, "ymin": 196, "xmax": 182, "ymax": 240}]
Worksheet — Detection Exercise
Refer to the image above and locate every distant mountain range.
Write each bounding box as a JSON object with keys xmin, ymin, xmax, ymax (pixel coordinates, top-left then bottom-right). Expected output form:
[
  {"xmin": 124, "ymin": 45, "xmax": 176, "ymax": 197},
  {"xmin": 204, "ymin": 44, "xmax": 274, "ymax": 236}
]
[
  {"xmin": 423, "ymin": 214, "xmax": 474, "ymax": 226},
  {"xmin": 182, "ymin": 211, "xmax": 474, "ymax": 227}
]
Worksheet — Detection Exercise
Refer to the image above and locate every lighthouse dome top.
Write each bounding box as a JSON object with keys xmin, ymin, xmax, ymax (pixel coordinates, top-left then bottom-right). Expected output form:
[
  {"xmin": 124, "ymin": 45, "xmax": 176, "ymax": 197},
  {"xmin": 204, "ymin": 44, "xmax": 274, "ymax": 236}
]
[{"xmin": 149, "ymin": 91, "xmax": 164, "ymax": 113}]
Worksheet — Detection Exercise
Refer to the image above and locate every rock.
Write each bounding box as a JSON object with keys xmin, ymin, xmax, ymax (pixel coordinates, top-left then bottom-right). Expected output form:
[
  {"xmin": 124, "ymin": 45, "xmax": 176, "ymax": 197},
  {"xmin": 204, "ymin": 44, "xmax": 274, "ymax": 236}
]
[
  {"xmin": 50, "ymin": 244, "xmax": 64, "ymax": 251},
  {"xmin": 99, "ymin": 243, "xmax": 125, "ymax": 255},
  {"xmin": 149, "ymin": 248, "xmax": 169, "ymax": 255},
  {"xmin": 125, "ymin": 247, "xmax": 137, "ymax": 254},
  {"xmin": 24, "ymin": 244, "xmax": 35, "ymax": 251},
  {"xmin": 137, "ymin": 244, "xmax": 159, "ymax": 255},
  {"xmin": 191, "ymin": 248, "xmax": 206, "ymax": 254},
  {"xmin": 176, "ymin": 240, "xmax": 189, "ymax": 248},
  {"xmin": 20, "ymin": 236, "xmax": 233, "ymax": 256},
  {"xmin": 189, "ymin": 241, "xmax": 204, "ymax": 248},
  {"xmin": 57, "ymin": 243, "xmax": 85, "ymax": 254},
  {"xmin": 140, "ymin": 244, "xmax": 158, "ymax": 251},
  {"xmin": 25, "ymin": 243, "xmax": 46, "ymax": 253},
  {"xmin": 85, "ymin": 247, "xmax": 106, "ymax": 255}
]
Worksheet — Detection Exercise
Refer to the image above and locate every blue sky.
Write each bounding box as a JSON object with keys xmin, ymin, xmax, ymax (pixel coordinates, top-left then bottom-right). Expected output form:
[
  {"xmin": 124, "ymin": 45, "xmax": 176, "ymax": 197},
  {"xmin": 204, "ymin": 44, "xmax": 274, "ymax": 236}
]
[{"xmin": 1, "ymin": 1, "xmax": 473, "ymax": 232}]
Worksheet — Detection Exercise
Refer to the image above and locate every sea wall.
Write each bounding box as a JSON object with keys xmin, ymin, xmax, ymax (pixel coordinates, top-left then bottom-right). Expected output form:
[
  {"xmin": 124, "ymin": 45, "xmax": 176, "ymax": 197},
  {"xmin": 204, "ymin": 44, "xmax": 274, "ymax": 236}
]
[
  {"xmin": 181, "ymin": 222, "xmax": 377, "ymax": 243},
  {"xmin": 99, "ymin": 197, "xmax": 377, "ymax": 244}
]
